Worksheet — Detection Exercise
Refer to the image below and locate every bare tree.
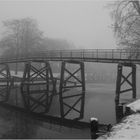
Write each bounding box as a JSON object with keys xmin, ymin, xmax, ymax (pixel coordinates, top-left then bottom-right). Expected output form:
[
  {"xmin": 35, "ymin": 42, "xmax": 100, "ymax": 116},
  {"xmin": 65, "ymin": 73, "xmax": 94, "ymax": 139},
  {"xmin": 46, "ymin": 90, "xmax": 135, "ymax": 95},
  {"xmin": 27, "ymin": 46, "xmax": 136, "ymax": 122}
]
[
  {"xmin": 0, "ymin": 17, "xmax": 43, "ymax": 58},
  {"xmin": 110, "ymin": 0, "xmax": 140, "ymax": 58}
]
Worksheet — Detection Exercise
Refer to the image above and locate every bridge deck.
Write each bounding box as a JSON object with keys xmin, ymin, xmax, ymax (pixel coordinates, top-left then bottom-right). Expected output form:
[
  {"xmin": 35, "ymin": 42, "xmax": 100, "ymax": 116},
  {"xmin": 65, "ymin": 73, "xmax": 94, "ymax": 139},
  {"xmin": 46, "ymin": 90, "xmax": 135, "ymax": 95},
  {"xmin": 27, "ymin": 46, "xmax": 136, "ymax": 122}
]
[{"xmin": 0, "ymin": 49, "xmax": 140, "ymax": 64}]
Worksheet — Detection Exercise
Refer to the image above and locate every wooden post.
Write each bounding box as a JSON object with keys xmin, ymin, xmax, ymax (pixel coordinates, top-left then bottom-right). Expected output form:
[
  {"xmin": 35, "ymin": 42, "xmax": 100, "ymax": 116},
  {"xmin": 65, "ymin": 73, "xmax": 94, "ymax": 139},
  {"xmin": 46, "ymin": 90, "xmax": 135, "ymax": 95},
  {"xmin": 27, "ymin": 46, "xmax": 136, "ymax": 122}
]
[
  {"xmin": 59, "ymin": 61, "xmax": 65, "ymax": 119},
  {"xmin": 90, "ymin": 117, "xmax": 98, "ymax": 139},
  {"xmin": 132, "ymin": 64, "xmax": 136, "ymax": 99},
  {"xmin": 27, "ymin": 62, "xmax": 31, "ymax": 110},
  {"xmin": 0, "ymin": 64, "xmax": 11, "ymax": 102},
  {"xmin": 115, "ymin": 64, "xmax": 122, "ymax": 103},
  {"xmin": 115, "ymin": 104, "xmax": 124, "ymax": 123},
  {"xmin": 125, "ymin": 106, "xmax": 131, "ymax": 116},
  {"xmin": 80, "ymin": 62, "xmax": 85, "ymax": 119}
]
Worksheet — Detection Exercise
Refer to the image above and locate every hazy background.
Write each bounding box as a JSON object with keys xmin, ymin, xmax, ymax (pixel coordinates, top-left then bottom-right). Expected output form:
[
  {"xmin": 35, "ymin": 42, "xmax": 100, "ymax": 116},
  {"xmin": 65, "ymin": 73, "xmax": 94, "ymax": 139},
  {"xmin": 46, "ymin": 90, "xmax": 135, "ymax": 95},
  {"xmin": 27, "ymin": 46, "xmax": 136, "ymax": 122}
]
[
  {"xmin": 0, "ymin": 1, "xmax": 138, "ymax": 138},
  {"xmin": 0, "ymin": 0, "xmax": 117, "ymax": 49}
]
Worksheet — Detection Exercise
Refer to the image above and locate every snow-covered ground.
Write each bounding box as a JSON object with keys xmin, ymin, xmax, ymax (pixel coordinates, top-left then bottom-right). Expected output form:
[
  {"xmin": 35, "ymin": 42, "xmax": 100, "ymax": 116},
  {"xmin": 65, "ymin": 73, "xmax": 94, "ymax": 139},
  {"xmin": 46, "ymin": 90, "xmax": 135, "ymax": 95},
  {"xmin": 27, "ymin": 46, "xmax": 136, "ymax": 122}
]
[
  {"xmin": 98, "ymin": 99, "xmax": 140, "ymax": 139},
  {"xmin": 127, "ymin": 99, "xmax": 140, "ymax": 112}
]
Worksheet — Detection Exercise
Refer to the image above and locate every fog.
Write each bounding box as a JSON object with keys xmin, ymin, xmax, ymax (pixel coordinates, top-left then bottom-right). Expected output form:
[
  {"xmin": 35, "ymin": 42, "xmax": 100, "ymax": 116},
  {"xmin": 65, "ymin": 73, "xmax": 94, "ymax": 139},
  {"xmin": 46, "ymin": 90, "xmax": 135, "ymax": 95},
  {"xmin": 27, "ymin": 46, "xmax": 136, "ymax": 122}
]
[{"xmin": 0, "ymin": 0, "xmax": 117, "ymax": 49}]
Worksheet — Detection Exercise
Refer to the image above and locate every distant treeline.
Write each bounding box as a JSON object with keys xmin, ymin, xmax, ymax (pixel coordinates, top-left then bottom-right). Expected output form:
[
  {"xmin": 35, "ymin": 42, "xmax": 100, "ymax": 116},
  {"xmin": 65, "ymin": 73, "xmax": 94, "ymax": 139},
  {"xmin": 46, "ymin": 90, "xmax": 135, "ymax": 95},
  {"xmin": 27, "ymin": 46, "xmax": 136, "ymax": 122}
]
[
  {"xmin": 0, "ymin": 18, "xmax": 76, "ymax": 58},
  {"xmin": 0, "ymin": 37, "xmax": 76, "ymax": 58}
]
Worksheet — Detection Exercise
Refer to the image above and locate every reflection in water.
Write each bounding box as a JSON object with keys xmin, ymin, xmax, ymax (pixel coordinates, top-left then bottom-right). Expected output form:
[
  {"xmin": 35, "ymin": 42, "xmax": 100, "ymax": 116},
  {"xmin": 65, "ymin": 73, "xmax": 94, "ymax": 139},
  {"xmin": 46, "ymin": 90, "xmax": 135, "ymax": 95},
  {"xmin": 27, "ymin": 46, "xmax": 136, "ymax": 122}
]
[
  {"xmin": 0, "ymin": 107, "xmax": 90, "ymax": 139},
  {"xmin": 0, "ymin": 82, "xmax": 138, "ymax": 138},
  {"xmin": 84, "ymin": 83, "xmax": 116, "ymax": 124}
]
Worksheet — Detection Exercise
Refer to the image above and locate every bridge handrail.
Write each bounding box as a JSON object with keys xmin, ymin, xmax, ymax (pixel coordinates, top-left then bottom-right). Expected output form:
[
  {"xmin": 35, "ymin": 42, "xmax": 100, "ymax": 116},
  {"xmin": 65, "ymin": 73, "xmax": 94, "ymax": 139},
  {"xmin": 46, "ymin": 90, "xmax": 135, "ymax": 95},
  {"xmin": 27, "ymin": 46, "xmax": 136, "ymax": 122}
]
[{"xmin": 0, "ymin": 49, "xmax": 140, "ymax": 63}]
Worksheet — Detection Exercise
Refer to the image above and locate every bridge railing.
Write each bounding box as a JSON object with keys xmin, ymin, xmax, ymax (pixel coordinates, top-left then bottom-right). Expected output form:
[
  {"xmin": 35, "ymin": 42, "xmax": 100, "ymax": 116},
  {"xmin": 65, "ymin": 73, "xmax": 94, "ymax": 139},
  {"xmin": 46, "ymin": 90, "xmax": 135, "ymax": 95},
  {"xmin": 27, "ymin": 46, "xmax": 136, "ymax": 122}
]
[
  {"xmin": 34, "ymin": 49, "xmax": 139, "ymax": 60},
  {"xmin": 0, "ymin": 49, "xmax": 140, "ymax": 62}
]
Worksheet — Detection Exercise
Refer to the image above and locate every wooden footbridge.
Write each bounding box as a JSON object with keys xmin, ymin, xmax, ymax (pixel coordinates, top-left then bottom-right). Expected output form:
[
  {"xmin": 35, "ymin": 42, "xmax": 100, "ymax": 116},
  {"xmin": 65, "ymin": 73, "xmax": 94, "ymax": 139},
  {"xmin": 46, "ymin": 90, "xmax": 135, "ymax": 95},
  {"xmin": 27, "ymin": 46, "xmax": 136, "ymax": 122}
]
[{"xmin": 0, "ymin": 49, "xmax": 138, "ymax": 129}]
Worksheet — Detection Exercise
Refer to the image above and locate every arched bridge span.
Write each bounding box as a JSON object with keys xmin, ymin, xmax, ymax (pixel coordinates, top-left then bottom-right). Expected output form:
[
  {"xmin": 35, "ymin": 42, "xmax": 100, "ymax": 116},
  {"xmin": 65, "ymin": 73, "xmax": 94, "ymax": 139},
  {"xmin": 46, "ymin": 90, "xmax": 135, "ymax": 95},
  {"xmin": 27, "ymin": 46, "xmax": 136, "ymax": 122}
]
[{"xmin": 0, "ymin": 49, "xmax": 140, "ymax": 64}]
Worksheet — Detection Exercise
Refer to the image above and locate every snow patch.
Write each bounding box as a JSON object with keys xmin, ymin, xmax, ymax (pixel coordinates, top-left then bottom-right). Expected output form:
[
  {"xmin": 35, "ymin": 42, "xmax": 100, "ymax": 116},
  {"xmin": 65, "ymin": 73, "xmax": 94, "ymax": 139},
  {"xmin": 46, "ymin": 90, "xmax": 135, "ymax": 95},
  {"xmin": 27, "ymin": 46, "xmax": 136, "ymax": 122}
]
[
  {"xmin": 98, "ymin": 99, "xmax": 140, "ymax": 139},
  {"xmin": 99, "ymin": 114, "xmax": 140, "ymax": 139},
  {"xmin": 127, "ymin": 99, "xmax": 140, "ymax": 112},
  {"xmin": 90, "ymin": 117, "xmax": 98, "ymax": 121}
]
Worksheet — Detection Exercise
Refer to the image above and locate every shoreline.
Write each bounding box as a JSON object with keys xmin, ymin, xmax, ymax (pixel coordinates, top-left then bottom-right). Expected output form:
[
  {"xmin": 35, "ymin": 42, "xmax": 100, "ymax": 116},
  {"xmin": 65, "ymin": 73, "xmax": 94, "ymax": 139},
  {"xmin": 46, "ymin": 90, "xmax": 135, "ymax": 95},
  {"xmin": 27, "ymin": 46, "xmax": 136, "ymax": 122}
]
[{"xmin": 98, "ymin": 99, "xmax": 140, "ymax": 139}]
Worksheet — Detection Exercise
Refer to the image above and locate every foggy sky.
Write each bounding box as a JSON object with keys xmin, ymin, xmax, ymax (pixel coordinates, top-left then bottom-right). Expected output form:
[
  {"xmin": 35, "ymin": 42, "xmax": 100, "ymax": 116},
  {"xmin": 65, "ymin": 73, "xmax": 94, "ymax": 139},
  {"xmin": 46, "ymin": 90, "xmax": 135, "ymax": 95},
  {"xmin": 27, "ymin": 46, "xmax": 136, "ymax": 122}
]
[{"xmin": 0, "ymin": 0, "xmax": 117, "ymax": 49}]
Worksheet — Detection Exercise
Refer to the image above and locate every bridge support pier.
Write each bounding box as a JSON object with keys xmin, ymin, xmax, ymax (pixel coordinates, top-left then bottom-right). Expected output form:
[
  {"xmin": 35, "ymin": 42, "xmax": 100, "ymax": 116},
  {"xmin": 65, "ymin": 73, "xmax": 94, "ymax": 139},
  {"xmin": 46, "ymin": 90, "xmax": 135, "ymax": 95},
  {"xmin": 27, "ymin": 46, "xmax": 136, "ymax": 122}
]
[
  {"xmin": 21, "ymin": 61, "xmax": 56, "ymax": 113},
  {"xmin": 59, "ymin": 60, "xmax": 85, "ymax": 120},
  {"xmin": 0, "ymin": 64, "xmax": 11, "ymax": 102},
  {"xmin": 115, "ymin": 63, "xmax": 136, "ymax": 104}
]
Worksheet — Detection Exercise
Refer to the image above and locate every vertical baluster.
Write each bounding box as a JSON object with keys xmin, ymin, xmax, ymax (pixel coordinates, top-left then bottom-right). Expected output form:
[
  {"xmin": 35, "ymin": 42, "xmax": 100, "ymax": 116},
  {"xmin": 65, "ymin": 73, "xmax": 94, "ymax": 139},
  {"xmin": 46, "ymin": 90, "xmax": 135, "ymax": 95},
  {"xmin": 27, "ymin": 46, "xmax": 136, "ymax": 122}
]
[
  {"xmin": 83, "ymin": 49, "xmax": 84, "ymax": 60},
  {"xmin": 92, "ymin": 50, "xmax": 94, "ymax": 58},
  {"xmin": 112, "ymin": 49, "xmax": 114, "ymax": 59},
  {"xmin": 70, "ymin": 50, "xmax": 72, "ymax": 59},
  {"xmin": 97, "ymin": 49, "xmax": 98, "ymax": 60},
  {"xmin": 60, "ymin": 51, "xmax": 62, "ymax": 60},
  {"xmin": 120, "ymin": 49, "xmax": 122, "ymax": 59}
]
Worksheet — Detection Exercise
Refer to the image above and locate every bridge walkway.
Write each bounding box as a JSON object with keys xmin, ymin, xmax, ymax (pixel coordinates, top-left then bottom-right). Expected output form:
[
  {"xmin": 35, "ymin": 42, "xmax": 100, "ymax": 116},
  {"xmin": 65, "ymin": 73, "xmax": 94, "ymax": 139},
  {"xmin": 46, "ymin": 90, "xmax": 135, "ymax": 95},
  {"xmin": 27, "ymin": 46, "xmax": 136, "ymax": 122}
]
[{"xmin": 0, "ymin": 49, "xmax": 140, "ymax": 64}]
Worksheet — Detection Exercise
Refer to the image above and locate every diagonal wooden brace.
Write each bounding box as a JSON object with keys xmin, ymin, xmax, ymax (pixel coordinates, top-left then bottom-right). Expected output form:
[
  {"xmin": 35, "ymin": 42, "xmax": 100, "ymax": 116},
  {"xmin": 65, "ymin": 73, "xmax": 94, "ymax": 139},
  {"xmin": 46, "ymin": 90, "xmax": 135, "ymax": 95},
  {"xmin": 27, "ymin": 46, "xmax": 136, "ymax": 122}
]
[
  {"xmin": 115, "ymin": 63, "xmax": 136, "ymax": 104},
  {"xmin": 59, "ymin": 60, "xmax": 85, "ymax": 120}
]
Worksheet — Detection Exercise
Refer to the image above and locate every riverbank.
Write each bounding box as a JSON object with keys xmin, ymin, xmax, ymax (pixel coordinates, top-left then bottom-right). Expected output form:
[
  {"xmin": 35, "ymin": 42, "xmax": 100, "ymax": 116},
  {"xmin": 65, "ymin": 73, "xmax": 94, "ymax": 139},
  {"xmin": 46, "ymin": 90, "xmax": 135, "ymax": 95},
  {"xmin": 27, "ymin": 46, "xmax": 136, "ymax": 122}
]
[{"xmin": 98, "ymin": 99, "xmax": 140, "ymax": 139}]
